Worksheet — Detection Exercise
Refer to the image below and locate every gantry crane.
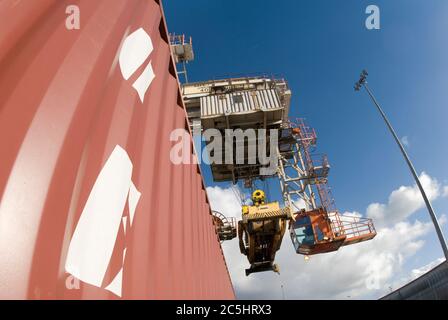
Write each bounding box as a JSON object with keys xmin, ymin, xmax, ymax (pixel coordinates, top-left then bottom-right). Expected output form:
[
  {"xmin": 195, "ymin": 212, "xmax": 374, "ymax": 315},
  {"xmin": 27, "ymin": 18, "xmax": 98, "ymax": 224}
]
[
  {"xmin": 178, "ymin": 75, "xmax": 376, "ymax": 276},
  {"xmin": 172, "ymin": 37, "xmax": 376, "ymax": 277}
]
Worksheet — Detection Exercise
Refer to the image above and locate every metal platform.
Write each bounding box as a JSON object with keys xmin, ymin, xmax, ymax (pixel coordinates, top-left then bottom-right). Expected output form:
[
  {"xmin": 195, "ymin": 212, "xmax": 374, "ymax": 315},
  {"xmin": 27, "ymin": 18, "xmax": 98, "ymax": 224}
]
[
  {"xmin": 182, "ymin": 75, "xmax": 291, "ymax": 130},
  {"xmin": 290, "ymin": 208, "xmax": 376, "ymax": 256},
  {"xmin": 182, "ymin": 75, "xmax": 292, "ymax": 183}
]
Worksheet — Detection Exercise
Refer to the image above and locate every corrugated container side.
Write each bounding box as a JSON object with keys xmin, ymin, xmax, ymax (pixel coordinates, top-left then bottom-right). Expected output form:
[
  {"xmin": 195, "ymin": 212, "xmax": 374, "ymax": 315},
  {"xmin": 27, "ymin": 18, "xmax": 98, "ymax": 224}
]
[{"xmin": 0, "ymin": 0, "xmax": 234, "ymax": 299}]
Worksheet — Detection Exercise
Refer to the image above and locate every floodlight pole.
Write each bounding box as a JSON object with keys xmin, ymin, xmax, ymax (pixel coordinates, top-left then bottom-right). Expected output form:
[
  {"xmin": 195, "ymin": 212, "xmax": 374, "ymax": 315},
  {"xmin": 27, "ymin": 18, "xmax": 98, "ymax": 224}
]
[{"xmin": 355, "ymin": 70, "xmax": 448, "ymax": 260}]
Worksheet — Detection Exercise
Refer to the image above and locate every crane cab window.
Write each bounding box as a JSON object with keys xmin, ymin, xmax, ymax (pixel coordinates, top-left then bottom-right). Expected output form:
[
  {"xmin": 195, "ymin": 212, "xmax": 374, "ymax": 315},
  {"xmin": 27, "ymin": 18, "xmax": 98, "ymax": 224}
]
[
  {"xmin": 314, "ymin": 225, "xmax": 324, "ymax": 242},
  {"xmin": 291, "ymin": 216, "xmax": 315, "ymax": 250}
]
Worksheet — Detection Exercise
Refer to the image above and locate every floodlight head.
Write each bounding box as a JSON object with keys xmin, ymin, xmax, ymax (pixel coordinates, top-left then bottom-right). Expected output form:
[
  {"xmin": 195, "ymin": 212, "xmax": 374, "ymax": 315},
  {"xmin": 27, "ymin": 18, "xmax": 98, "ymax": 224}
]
[{"xmin": 355, "ymin": 69, "xmax": 369, "ymax": 91}]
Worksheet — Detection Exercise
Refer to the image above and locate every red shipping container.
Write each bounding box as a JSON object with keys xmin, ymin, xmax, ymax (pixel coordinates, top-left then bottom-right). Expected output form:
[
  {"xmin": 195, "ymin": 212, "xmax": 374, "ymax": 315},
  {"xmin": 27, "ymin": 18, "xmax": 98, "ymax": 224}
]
[{"xmin": 0, "ymin": 0, "xmax": 234, "ymax": 300}]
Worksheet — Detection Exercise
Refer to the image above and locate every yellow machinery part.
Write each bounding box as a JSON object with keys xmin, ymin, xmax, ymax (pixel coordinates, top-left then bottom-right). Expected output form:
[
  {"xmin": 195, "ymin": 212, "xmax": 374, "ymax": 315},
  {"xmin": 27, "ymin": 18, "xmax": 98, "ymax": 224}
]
[
  {"xmin": 252, "ymin": 189, "xmax": 265, "ymax": 205},
  {"xmin": 238, "ymin": 199, "xmax": 290, "ymax": 276}
]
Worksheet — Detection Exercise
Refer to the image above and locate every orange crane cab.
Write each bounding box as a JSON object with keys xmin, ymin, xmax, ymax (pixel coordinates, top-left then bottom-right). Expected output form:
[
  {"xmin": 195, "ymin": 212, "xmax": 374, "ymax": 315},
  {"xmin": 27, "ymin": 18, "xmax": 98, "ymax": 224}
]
[
  {"xmin": 290, "ymin": 208, "xmax": 346, "ymax": 255},
  {"xmin": 290, "ymin": 208, "xmax": 377, "ymax": 256}
]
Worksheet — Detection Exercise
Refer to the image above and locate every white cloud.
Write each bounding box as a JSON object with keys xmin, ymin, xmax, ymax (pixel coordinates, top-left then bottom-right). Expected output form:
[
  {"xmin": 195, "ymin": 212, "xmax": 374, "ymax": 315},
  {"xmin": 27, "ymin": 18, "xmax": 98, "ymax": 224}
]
[
  {"xmin": 293, "ymin": 198, "xmax": 307, "ymax": 211},
  {"xmin": 206, "ymin": 185, "xmax": 244, "ymax": 218},
  {"xmin": 366, "ymin": 172, "xmax": 442, "ymax": 227},
  {"xmin": 439, "ymin": 214, "xmax": 447, "ymax": 226},
  {"xmin": 410, "ymin": 257, "xmax": 445, "ymax": 280},
  {"xmin": 401, "ymin": 136, "xmax": 410, "ymax": 147},
  {"xmin": 443, "ymin": 186, "xmax": 448, "ymax": 198},
  {"xmin": 222, "ymin": 219, "xmax": 432, "ymax": 300},
  {"xmin": 342, "ymin": 211, "xmax": 362, "ymax": 218},
  {"xmin": 206, "ymin": 173, "xmax": 447, "ymax": 299},
  {"xmin": 390, "ymin": 257, "xmax": 446, "ymax": 292}
]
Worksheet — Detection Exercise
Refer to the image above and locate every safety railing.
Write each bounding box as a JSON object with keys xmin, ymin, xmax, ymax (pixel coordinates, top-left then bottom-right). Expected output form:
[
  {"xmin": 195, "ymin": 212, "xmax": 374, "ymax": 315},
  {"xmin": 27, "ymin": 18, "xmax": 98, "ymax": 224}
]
[
  {"xmin": 210, "ymin": 72, "xmax": 285, "ymax": 82},
  {"xmin": 288, "ymin": 118, "xmax": 317, "ymax": 146},
  {"xmin": 329, "ymin": 212, "xmax": 376, "ymax": 242},
  {"xmin": 169, "ymin": 33, "xmax": 192, "ymax": 46},
  {"xmin": 305, "ymin": 153, "xmax": 330, "ymax": 179},
  {"xmin": 316, "ymin": 183, "xmax": 337, "ymax": 213}
]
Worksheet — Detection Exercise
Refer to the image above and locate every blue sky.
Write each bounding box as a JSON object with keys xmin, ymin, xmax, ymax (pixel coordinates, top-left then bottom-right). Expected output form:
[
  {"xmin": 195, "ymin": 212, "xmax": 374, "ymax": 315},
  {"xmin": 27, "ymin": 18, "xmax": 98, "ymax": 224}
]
[{"xmin": 164, "ymin": 0, "xmax": 448, "ymax": 299}]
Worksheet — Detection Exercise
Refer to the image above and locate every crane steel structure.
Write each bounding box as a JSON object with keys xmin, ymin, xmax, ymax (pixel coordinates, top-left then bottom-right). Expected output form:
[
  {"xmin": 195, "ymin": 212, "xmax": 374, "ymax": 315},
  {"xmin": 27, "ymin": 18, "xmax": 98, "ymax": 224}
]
[{"xmin": 171, "ymin": 35, "xmax": 377, "ymax": 276}]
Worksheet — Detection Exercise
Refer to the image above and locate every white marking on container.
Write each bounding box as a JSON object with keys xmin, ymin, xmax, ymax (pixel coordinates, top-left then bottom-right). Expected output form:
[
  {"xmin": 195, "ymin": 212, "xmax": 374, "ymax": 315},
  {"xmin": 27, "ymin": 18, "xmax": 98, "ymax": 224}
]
[{"xmin": 65, "ymin": 145, "xmax": 133, "ymax": 287}]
